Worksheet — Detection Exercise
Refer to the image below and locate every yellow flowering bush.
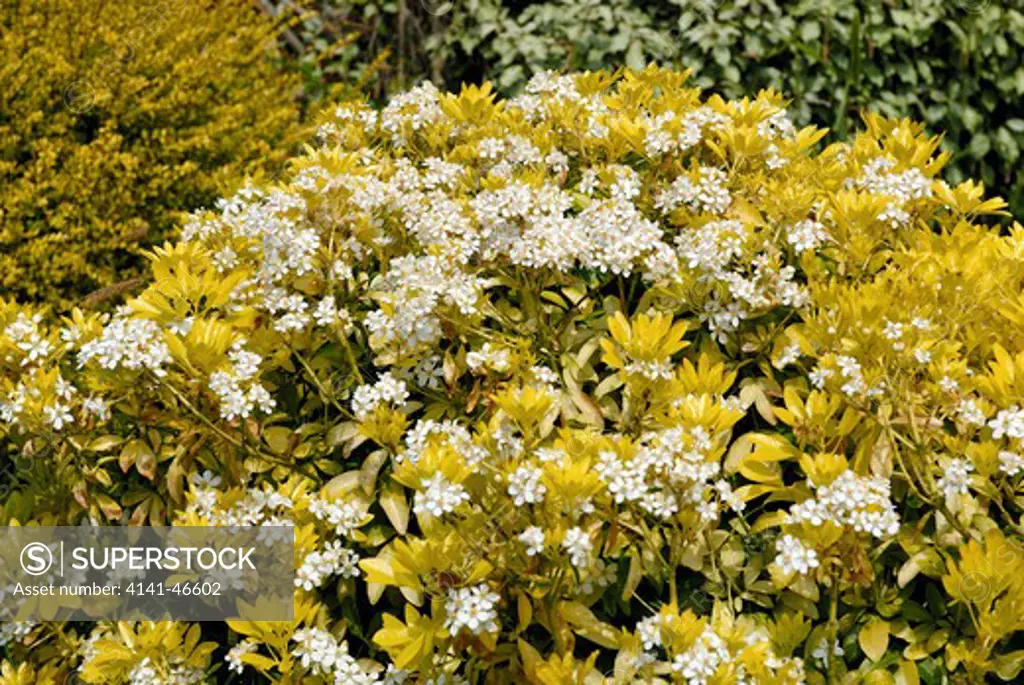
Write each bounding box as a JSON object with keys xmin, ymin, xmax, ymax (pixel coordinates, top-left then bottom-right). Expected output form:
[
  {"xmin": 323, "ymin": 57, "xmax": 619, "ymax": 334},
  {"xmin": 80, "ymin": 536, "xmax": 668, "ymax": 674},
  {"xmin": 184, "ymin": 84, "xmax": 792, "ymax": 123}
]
[
  {"xmin": 0, "ymin": 0, "xmax": 307, "ymax": 305},
  {"xmin": 3, "ymin": 66, "xmax": 1024, "ymax": 684}
]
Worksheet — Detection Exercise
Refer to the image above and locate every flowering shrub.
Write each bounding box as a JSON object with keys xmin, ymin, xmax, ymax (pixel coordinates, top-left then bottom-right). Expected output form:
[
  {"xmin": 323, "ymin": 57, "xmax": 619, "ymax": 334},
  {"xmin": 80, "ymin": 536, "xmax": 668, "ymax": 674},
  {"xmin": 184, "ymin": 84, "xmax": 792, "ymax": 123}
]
[
  {"xmin": 3, "ymin": 67, "xmax": 1024, "ymax": 684},
  {"xmin": 280, "ymin": 0, "xmax": 1024, "ymax": 217},
  {"xmin": 0, "ymin": 0, "xmax": 308, "ymax": 305}
]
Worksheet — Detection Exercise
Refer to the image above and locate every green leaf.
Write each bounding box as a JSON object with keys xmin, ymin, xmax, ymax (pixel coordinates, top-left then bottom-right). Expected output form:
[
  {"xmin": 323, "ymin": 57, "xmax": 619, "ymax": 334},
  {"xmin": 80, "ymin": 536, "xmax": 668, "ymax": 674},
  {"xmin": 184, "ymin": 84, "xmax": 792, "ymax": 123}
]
[
  {"xmin": 800, "ymin": 21, "xmax": 821, "ymax": 42},
  {"xmin": 858, "ymin": 619, "xmax": 890, "ymax": 662}
]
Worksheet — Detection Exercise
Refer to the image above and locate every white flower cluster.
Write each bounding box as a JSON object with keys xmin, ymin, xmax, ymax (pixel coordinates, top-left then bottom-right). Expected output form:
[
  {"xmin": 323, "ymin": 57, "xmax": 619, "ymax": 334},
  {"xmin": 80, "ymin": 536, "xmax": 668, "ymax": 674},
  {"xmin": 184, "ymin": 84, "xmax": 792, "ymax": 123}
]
[
  {"xmin": 225, "ymin": 639, "xmax": 258, "ymax": 675},
  {"xmin": 444, "ymin": 584, "xmax": 501, "ymax": 636},
  {"xmin": 292, "ymin": 628, "xmax": 380, "ymax": 684},
  {"xmin": 127, "ymin": 657, "xmax": 203, "ymax": 685},
  {"xmin": 957, "ymin": 398, "xmax": 987, "ymax": 427},
  {"xmin": 937, "ymin": 458, "xmax": 974, "ymax": 498},
  {"xmin": 518, "ymin": 526, "xmax": 546, "ymax": 556},
  {"xmin": 0, "ymin": 621, "xmax": 34, "ymax": 648},
  {"xmin": 365, "ymin": 255, "xmax": 484, "ymax": 354},
  {"xmin": 589, "ymin": 427, "xmax": 736, "ymax": 522},
  {"xmin": 596, "ymin": 450, "xmax": 649, "ymax": 504},
  {"xmin": 657, "ymin": 167, "xmax": 732, "ymax": 216},
  {"xmin": 835, "ymin": 354, "xmax": 869, "ymax": 397},
  {"xmin": 999, "ymin": 450, "xmax": 1024, "ymax": 476},
  {"xmin": 188, "ymin": 484, "xmax": 294, "ymax": 528},
  {"xmin": 656, "ymin": 623, "xmax": 806, "ymax": 685},
  {"xmin": 397, "ymin": 419, "xmax": 488, "ymax": 466},
  {"xmin": 674, "ymin": 221, "xmax": 808, "ymax": 341},
  {"xmin": 309, "ymin": 495, "xmax": 369, "ymax": 538},
  {"xmin": 0, "ymin": 384, "xmax": 27, "ymax": 425},
  {"xmin": 381, "ymin": 81, "xmax": 447, "ymax": 142},
  {"xmin": 775, "ymin": 534, "xmax": 821, "ymax": 575},
  {"xmin": 208, "ymin": 341, "xmax": 275, "ymax": 420},
  {"xmin": 623, "ymin": 359, "xmax": 675, "ymax": 381},
  {"xmin": 789, "ymin": 469, "xmax": 900, "ymax": 538},
  {"xmin": 78, "ymin": 315, "xmax": 171, "ymax": 375},
  {"xmin": 412, "ymin": 474, "xmax": 470, "ymax": 518},
  {"xmin": 787, "ymin": 219, "xmax": 829, "ymax": 253},
  {"xmin": 508, "ymin": 71, "xmax": 609, "ymax": 134},
  {"xmin": 3, "ymin": 312, "xmax": 51, "ymax": 366},
  {"xmin": 990, "ymin": 406, "xmax": 1024, "ymax": 440},
  {"xmin": 296, "ymin": 540, "xmax": 361, "ymax": 590},
  {"xmin": 466, "ymin": 342, "xmax": 511, "ymax": 373},
  {"xmin": 351, "ymin": 373, "xmax": 409, "ymax": 420},
  {"xmin": 635, "ymin": 614, "xmax": 663, "ymax": 652},
  {"xmin": 562, "ymin": 526, "xmax": 593, "ymax": 568},
  {"xmin": 644, "ymin": 106, "xmax": 728, "ymax": 157},
  {"xmin": 671, "ymin": 627, "xmax": 730, "ymax": 684},
  {"xmin": 507, "ymin": 466, "xmax": 547, "ymax": 505},
  {"xmin": 852, "ymin": 157, "xmax": 933, "ymax": 227}
]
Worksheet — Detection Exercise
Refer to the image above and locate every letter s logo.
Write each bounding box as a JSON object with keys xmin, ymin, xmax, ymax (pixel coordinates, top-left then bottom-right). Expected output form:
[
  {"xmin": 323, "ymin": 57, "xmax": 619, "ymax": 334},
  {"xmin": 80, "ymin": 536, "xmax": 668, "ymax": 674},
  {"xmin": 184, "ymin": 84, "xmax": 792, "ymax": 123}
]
[{"xmin": 20, "ymin": 542, "xmax": 53, "ymax": 576}]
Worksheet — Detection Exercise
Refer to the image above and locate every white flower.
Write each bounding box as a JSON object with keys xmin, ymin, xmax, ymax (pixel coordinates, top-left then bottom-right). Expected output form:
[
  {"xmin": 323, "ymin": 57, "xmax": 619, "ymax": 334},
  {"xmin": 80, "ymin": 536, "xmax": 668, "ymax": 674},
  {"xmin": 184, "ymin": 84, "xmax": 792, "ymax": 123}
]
[
  {"xmin": 295, "ymin": 541, "xmax": 360, "ymax": 590},
  {"xmin": 313, "ymin": 296, "xmax": 341, "ymax": 326},
  {"xmin": 78, "ymin": 316, "xmax": 171, "ymax": 375},
  {"xmin": 999, "ymin": 450, "xmax": 1024, "ymax": 477},
  {"xmin": 787, "ymin": 219, "xmax": 828, "ymax": 253},
  {"xmin": 0, "ymin": 622, "xmax": 34, "ymax": 648},
  {"xmin": 777, "ymin": 344, "xmax": 801, "ymax": 369},
  {"xmin": 671, "ymin": 628, "xmax": 731, "ymax": 684},
  {"xmin": 82, "ymin": 395, "xmax": 110, "ymax": 421},
  {"xmin": 466, "ymin": 343, "xmax": 511, "ymax": 373},
  {"xmin": 562, "ymin": 527, "xmax": 593, "ymax": 568},
  {"xmin": 444, "ymin": 584, "xmax": 500, "ymax": 635},
  {"xmin": 43, "ymin": 402, "xmax": 73, "ymax": 430},
  {"xmin": 989, "ymin": 406, "xmax": 1024, "ymax": 440},
  {"xmin": 775, "ymin": 535, "xmax": 820, "ymax": 575},
  {"xmin": 937, "ymin": 458, "xmax": 973, "ymax": 498},
  {"xmin": 291, "ymin": 628, "xmax": 377, "ymax": 683},
  {"xmin": 208, "ymin": 342, "xmax": 275, "ymax": 420},
  {"xmin": 413, "ymin": 474, "xmax": 470, "ymax": 518},
  {"xmin": 809, "ymin": 366, "xmax": 834, "ymax": 388},
  {"xmin": 507, "ymin": 466, "xmax": 547, "ymax": 505},
  {"xmin": 714, "ymin": 480, "xmax": 746, "ymax": 513},
  {"xmin": 957, "ymin": 398, "xmax": 987, "ymax": 426},
  {"xmin": 812, "ymin": 639, "xmax": 844, "ymax": 668},
  {"xmin": 789, "ymin": 469, "xmax": 900, "ymax": 538},
  {"xmin": 636, "ymin": 614, "xmax": 663, "ymax": 651},
  {"xmin": 518, "ymin": 526, "xmax": 546, "ymax": 556},
  {"xmin": 191, "ymin": 470, "xmax": 221, "ymax": 489},
  {"xmin": 351, "ymin": 373, "xmax": 409, "ymax": 420},
  {"xmin": 308, "ymin": 496, "xmax": 367, "ymax": 537},
  {"xmin": 883, "ymin": 320, "xmax": 904, "ymax": 340},
  {"xmin": 225, "ymin": 639, "xmax": 258, "ymax": 675}
]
